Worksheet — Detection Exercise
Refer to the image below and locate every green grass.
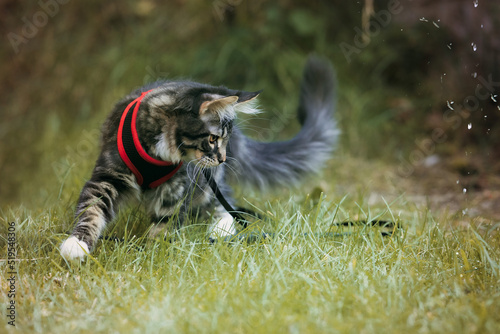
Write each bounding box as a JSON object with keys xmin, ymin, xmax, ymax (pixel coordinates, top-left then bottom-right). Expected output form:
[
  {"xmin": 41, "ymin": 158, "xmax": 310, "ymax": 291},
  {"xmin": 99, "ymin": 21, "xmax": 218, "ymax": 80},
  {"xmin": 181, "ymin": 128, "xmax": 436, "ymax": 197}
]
[
  {"xmin": 2, "ymin": 1, "xmax": 499, "ymax": 332},
  {"xmin": 1, "ymin": 188, "xmax": 500, "ymax": 333}
]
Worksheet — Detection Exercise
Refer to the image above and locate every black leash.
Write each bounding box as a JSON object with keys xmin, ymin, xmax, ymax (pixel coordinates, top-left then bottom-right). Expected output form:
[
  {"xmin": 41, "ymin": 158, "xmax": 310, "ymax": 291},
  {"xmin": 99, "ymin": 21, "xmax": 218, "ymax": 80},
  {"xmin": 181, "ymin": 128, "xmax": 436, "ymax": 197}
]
[
  {"xmin": 202, "ymin": 169, "xmax": 251, "ymax": 227},
  {"xmin": 202, "ymin": 169, "xmax": 401, "ymax": 239},
  {"xmin": 95, "ymin": 171, "xmax": 400, "ymax": 248}
]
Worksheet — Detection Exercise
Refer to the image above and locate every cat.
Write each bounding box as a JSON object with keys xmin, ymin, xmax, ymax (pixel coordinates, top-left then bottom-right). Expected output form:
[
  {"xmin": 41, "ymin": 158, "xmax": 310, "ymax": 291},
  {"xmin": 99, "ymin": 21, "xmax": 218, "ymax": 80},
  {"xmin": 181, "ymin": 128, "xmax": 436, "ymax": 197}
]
[{"xmin": 60, "ymin": 56, "xmax": 339, "ymax": 260}]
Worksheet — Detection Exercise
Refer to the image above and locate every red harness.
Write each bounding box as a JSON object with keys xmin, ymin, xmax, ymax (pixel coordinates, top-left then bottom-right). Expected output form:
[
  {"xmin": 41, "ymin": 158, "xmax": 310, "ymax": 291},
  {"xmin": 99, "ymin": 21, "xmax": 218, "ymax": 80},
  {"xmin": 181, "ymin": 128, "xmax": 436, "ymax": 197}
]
[{"xmin": 117, "ymin": 90, "xmax": 183, "ymax": 189}]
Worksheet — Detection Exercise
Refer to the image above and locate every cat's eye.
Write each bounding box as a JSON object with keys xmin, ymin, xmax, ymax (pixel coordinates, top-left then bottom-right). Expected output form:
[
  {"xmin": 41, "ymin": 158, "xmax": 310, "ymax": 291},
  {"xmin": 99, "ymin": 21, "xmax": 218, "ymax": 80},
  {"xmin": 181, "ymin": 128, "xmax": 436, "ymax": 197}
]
[{"xmin": 209, "ymin": 134, "xmax": 218, "ymax": 143}]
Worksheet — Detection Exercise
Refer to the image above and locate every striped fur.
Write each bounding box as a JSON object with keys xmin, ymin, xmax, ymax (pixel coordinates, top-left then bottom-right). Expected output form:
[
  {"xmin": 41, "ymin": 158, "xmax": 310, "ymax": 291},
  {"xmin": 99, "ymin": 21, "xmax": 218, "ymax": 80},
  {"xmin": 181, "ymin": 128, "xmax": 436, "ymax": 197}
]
[{"xmin": 61, "ymin": 56, "xmax": 338, "ymax": 260}]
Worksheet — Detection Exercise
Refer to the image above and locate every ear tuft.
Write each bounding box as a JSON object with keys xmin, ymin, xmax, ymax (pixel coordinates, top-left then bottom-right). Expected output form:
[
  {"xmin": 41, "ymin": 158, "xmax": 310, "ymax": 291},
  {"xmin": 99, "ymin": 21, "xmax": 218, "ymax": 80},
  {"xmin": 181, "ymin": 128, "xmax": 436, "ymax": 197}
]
[
  {"xmin": 234, "ymin": 99, "xmax": 261, "ymax": 115},
  {"xmin": 235, "ymin": 90, "xmax": 262, "ymax": 115}
]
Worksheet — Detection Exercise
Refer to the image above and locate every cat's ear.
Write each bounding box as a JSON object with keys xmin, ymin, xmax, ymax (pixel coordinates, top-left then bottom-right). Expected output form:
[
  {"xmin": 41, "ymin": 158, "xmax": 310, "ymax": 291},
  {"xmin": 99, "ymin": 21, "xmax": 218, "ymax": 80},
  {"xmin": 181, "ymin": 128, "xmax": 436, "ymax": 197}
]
[
  {"xmin": 199, "ymin": 90, "xmax": 262, "ymax": 118},
  {"xmin": 199, "ymin": 96, "xmax": 239, "ymax": 115},
  {"xmin": 235, "ymin": 90, "xmax": 262, "ymax": 115},
  {"xmin": 236, "ymin": 90, "xmax": 262, "ymax": 104}
]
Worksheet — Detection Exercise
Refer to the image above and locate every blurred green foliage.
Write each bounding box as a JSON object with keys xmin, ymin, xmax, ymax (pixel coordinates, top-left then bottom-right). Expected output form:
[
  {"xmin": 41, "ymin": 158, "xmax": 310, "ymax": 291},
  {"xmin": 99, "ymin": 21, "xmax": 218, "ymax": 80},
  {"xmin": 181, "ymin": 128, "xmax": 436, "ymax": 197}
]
[{"xmin": 0, "ymin": 0, "xmax": 493, "ymax": 206}]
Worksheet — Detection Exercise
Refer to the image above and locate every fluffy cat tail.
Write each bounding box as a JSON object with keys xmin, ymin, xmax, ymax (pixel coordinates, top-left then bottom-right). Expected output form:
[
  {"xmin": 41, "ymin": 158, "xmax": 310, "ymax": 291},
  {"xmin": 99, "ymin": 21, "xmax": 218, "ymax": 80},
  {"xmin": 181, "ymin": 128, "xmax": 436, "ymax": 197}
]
[{"xmin": 227, "ymin": 56, "xmax": 339, "ymax": 190}]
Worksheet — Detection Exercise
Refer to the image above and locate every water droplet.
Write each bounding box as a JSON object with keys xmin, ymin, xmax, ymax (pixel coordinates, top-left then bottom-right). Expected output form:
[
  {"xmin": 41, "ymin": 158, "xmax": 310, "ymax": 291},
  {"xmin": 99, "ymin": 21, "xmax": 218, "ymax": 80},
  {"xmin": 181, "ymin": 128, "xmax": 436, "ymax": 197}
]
[
  {"xmin": 484, "ymin": 115, "xmax": 488, "ymax": 119},
  {"xmin": 491, "ymin": 94, "xmax": 498, "ymax": 102},
  {"xmin": 419, "ymin": 17, "xmax": 428, "ymax": 22},
  {"xmin": 463, "ymin": 188, "xmax": 467, "ymax": 194},
  {"xmin": 481, "ymin": 24, "xmax": 484, "ymax": 28},
  {"xmin": 433, "ymin": 21, "xmax": 440, "ymax": 28},
  {"xmin": 456, "ymin": 180, "xmax": 460, "ymax": 184},
  {"xmin": 472, "ymin": 72, "xmax": 477, "ymax": 78},
  {"xmin": 473, "ymin": 0, "xmax": 479, "ymax": 8},
  {"xmin": 471, "ymin": 43, "xmax": 477, "ymax": 51},
  {"xmin": 447, "ymin": 100, "xmax": 455, "ymax": 110},
  {"xmin": 468, "ymin": 123, "xmax": 472, "ymax": 130}
]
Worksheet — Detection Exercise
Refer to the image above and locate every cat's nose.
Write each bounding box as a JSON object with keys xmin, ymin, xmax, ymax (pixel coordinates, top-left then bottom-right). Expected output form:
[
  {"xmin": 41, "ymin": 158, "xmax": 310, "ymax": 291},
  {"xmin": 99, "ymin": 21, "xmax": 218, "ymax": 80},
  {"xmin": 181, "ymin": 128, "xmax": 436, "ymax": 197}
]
[{"xmin": 217, "ymin": 152, "xmax": 226, "ymax": 164}]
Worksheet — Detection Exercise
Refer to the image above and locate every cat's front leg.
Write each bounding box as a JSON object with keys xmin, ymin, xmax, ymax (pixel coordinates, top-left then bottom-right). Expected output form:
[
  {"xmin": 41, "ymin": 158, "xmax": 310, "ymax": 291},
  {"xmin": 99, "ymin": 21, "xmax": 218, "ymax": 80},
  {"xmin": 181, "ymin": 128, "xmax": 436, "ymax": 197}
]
[
  {"xmin": 60, "ymin": 169, "xmax": 136, "ymax": 260},
  {"xmin": 144, "ymin": 183, "xmax": 188, "ymax": 239},
  {"xmin": 208, "ymin": 206, "xmax": 237, "ymax": 241}
]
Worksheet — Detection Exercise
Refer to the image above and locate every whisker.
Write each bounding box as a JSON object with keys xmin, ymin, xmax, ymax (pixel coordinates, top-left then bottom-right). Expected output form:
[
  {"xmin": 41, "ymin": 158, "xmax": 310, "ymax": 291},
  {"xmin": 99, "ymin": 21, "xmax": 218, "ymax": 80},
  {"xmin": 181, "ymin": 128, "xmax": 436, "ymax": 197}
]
[
  {"xmin": 223, "ymin": 160, "xmax": 241, "ymax": 184},
  {"xmin": 187, "ymin": 160, "xmax": 215, "ymax": 199},
  {"xmin": 225, "ymin": 157, "xmax": 244, "ymax": 185},
  {"xmin": 186, "ymin": 159, "xmax": 201, "ymax": 187},
  {"xmin": 236, "ymin": 115, "xmax": 271, "ymax": 125},
  {"xmin": 235, "ymin": 126, "xmax": 265, "ymax": 137},
  {"xmin": 169, "ymin": 141, "xmax": 186, "ymax": 159},
  {"xmin": 225, "ymin": 156, "xmax": 243, "ymax": 170}
]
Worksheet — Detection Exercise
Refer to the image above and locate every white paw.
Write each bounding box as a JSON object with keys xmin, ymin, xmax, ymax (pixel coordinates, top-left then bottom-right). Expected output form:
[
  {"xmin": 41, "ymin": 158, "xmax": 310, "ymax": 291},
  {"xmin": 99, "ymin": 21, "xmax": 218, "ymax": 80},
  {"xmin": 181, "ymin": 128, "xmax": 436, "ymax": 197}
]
[
  {"xmin": 60, "ymin": 236, "xmax": 89, "ymax": 260},
  {"xmin": 208, "ymin": 212, "xmax": 236, "ymax": 239}
]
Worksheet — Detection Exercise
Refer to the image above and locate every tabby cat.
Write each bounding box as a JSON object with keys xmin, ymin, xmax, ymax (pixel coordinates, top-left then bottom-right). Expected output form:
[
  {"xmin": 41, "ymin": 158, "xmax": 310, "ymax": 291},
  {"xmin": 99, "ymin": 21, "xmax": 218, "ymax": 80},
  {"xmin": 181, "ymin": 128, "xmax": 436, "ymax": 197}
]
[{"xmin": 60, "ymin": 56, "xmax": 338, "ymax": 260}]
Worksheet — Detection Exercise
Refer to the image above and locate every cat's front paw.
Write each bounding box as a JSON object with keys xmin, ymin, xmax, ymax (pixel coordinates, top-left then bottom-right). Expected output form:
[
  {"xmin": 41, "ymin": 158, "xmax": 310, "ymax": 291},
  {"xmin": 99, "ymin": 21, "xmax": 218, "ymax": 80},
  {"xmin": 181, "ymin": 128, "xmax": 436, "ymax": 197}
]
[
  {"xmin": 208, "ymin": 212, "xmax": 236, "ymax": 242},
  {"xmin": 60, "ymin": 236, "xmax": 89, "ymax": 260}
]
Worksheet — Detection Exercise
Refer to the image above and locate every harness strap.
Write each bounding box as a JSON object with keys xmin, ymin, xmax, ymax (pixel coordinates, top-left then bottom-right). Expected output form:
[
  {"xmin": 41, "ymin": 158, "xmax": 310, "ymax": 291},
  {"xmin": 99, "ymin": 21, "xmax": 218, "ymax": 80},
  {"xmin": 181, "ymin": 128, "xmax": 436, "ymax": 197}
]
[
  {"xmin": 202, "ymin": 169, "xmax": 249, "ymax": 227},
  {"xmin": 117, "ymin": 90, "xmax": 183, "ymax": 189}
]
